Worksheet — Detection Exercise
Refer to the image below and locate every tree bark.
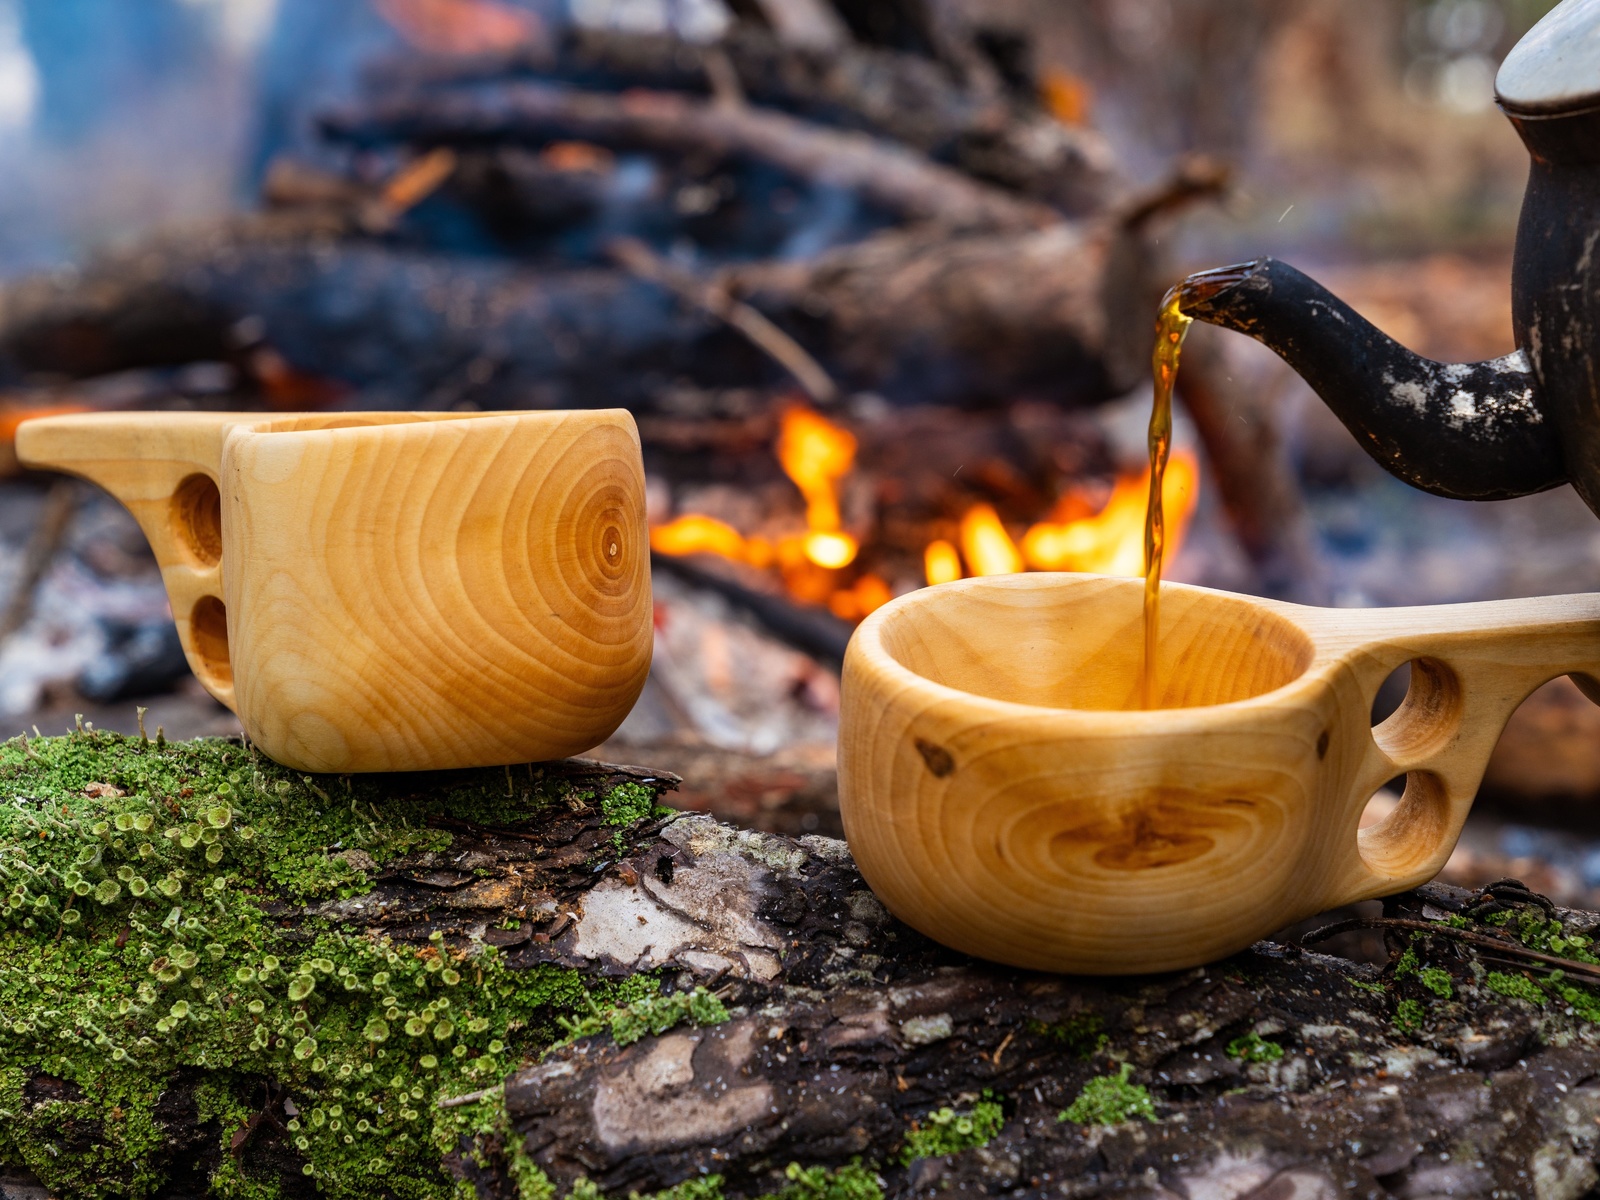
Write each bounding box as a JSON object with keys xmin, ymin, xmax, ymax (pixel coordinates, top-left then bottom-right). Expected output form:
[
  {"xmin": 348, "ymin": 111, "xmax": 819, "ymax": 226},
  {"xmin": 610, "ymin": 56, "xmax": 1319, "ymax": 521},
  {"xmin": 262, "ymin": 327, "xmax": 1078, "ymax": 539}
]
[{"xmin": 7, "ymin": 734, "xmax": 1600, "ymax": 1198}]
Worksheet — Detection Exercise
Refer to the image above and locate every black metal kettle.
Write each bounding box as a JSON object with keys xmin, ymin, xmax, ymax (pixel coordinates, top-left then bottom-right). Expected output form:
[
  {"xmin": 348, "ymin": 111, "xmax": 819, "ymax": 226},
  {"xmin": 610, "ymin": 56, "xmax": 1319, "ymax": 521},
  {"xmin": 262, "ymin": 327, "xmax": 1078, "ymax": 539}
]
[{"xmin": 1180, "ymin": 0, "xmax": 1600, "ymax": 512}]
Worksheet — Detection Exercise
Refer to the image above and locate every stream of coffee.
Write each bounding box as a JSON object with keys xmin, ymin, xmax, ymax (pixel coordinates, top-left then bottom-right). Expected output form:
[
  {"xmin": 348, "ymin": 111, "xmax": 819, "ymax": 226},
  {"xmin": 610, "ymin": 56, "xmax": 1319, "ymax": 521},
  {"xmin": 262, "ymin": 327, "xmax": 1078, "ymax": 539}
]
[{"xmin": 1142, "ymin": 285, "xmax": 1192, "ymax": 709}]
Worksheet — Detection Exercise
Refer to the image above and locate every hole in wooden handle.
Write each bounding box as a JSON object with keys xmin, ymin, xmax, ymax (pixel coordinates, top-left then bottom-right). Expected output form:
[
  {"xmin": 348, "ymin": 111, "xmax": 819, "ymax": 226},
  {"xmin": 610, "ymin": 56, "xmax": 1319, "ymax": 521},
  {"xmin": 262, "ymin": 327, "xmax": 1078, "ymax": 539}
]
[
  {"xmin": 1372, "ymin": 657, "xmax": 1463, "ymax": 765},
  {"xmin": 189, "ymin": 595, "xmax": 232, "ymax": 691},
  {"xmin": 170, "ymin": 474, "xmax": 223, "ymax": 568},
  {"xmin": 1357, "ymin": 770, "xmax": 1451, "ymax": 882}
]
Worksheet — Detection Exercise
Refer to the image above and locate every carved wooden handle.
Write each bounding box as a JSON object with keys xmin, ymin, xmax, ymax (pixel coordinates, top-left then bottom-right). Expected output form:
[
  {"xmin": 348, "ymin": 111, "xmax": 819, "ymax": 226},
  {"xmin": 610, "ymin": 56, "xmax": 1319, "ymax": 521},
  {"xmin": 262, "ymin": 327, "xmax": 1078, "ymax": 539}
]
[
  {"xmin": 16, "ymin": 413, "xmax": 240, "ymax": 706},
  {"xmin": 1292, "ymin": 593, "xmax": 1600, "ymax": 907}
]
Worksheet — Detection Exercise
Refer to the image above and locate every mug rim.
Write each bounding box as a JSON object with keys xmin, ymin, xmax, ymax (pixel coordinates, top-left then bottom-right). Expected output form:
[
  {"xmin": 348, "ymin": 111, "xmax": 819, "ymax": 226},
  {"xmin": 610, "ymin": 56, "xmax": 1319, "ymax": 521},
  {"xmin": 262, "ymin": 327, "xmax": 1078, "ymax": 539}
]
[{"xmin": 848, "ymin": 572, "xmax": 1331, "ymax": 728}]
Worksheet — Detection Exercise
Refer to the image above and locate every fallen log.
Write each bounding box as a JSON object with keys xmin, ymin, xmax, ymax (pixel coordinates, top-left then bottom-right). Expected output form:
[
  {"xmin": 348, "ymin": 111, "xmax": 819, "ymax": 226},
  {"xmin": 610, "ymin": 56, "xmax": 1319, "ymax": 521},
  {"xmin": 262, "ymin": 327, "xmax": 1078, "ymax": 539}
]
[
  {"xmin": 360, "ymin": 26, "xmax": 1119, "ymax": 215},
  {"xmin": 0, "ymin": 209, "xmax": 1164, "ymax": 409},
  {"xmin": 6, "ymin": 732, "xmax": 1600, "ymax": 1198},
  {"xmin": 316, "ymin": 81, "xmax": 1061, "ymax": 234}
]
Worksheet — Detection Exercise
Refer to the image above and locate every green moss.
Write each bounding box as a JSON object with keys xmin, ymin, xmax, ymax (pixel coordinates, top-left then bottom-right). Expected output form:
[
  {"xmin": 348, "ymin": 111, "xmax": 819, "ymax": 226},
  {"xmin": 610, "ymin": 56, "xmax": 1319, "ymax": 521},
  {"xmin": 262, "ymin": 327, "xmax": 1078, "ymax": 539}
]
[
  {"xmin": 759, "ymin": 1161, "xmax": 882, "ymax": 1200},
  {"xmin": 601, "ymin": 783, "xmax": 661, "ymax": 827},
  {"xmin": 1224, "ymin": 1032, "xmax": 1282, "ymax": 1064},
  {"xmin": 1417, "ymin": 967, "xmax": 1453, "ymax": 999},
  {"xmin": 555, "ymin": 986, "xmax": 729, "ymax": 1049},
  {"xmin": 639, "ymin": 1178, "xmax": 728, "ymax": 1200},
  {"xmin": 1514, "ymin": 913, "xmax": 1600, "ymax": 962},
  {"xmin": 0, "ymin": 731, "xmax": 675, "ymax": 1199},
  {"xmin": 1347, "ymin": 977, "xmax": 1385, "ymax": 995},
  {"xmin": 1486, "ymin": 971, "xmax": 1546, "ymax": 1006},
  {"xmin": 898, "ymin": 1092, "xmax": 1003, "ymax": 1163},
  {"xmin": 1058, "ymin": 1064, "xmax": 1155, "ymax": 1126},
  {"xmin": 1029, "ymin": 1012, "xmax": 1107, "ymax": 1060},
  {"xmin": 1392, "ymin": 998, "xmax": 1425, "ymax": 1032},
  {"xmin": 1392, "ymin": 944, "xmax": 1420, "ymax": 980}
]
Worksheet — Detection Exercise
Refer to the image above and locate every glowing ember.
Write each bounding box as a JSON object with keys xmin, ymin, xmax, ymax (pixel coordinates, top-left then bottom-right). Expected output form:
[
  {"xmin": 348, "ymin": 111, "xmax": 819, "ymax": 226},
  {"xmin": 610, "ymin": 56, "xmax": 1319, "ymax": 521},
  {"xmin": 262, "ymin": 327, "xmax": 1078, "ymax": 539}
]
[
  {"xmin": 1021, "ymin": 451, "xmax": 1200, "ymax": 577},
  {"xmin": 959, "ymin": 504, "xmax": 1024, "ymax": 577},
  {"xmin": 649, "ymin": 402, "xmax": 1201, "ymax": 627},
  {"xmin": 651, "ymin": 405, "xmax": 869, "ymax": 605},
  {"xmin": 650, "ymin": 514, "xmax": 750, "ymax": 561},
  {"xmin": 803, "ymin": 530, "xmax": 858, "ymax": 570},
  {"xmin": 374, "ymin": 0, "xmax": 540, "ymax": 54},
  {"xmin": 829, "ymin": 574, "xmax": 893, "ymax": 622},
  {"xmin": 924, "ymin": 540, "xmax": 962, "ymax": 586}
]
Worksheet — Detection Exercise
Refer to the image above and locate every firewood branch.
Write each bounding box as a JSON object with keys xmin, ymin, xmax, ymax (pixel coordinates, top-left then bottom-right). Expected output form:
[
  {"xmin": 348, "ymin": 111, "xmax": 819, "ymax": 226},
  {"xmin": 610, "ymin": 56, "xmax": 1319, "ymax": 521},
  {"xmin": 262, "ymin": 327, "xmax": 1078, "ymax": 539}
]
[{"xmin": 318, "ymin": 81, "xmax": 1062, "ymax": 232}]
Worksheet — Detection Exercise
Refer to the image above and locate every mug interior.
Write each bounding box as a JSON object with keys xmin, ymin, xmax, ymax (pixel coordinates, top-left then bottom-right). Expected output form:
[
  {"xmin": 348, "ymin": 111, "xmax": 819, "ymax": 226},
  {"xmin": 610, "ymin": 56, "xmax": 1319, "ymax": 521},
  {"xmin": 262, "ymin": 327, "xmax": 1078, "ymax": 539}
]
[{"xmin": 876, "ymin": 575, "xmax": 1313, "ymax": 711}]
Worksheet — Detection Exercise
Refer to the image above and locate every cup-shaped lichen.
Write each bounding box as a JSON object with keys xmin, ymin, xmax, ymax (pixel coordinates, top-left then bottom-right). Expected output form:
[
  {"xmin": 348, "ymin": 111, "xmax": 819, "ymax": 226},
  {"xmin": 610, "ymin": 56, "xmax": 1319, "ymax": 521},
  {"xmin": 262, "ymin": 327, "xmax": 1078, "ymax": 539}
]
[{"xmin": 0, "ymin": 730, "xmax": 686, "ymax": 1199}]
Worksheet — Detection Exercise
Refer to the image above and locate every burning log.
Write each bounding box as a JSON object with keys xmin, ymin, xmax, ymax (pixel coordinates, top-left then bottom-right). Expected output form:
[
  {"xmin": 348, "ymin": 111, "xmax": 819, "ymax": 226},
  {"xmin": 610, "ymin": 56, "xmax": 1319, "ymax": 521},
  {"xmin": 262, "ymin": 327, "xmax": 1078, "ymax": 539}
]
[
  {"xmin": 0, "ymin": 202, "xmax": 1170, "ymax": 410},
  {"xmin": 361, "ymin": 24, "xmax": 1120, "ymax": 214},
  {"xmin": 8, "ymin": 732, "xmax": 1600, "ymax": 1197},
  {"xmin": 722, "ymin": 220, "xmax": 1151, "ymax": 405},
  {"xmin": 317, "ymin": 81, "xmax": 1062, "ymax": 234}
]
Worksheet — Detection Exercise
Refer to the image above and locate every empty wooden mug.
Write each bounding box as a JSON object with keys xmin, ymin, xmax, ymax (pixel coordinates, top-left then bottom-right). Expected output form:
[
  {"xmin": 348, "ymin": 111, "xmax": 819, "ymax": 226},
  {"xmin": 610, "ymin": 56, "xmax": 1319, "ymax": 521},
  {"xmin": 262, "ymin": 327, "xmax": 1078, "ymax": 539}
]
[
  {"xmin": 839, "ymin": 573, "xmax": 1600, "ymax": 975},
  {"xmin": 17, "ymin": 411, "xmax": 652, "ymax": 773}
]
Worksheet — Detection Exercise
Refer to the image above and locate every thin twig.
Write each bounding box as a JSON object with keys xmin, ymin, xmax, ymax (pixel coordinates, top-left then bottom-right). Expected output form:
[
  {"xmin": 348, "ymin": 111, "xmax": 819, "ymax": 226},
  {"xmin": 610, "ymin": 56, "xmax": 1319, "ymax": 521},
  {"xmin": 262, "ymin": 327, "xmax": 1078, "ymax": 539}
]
[
  {"xmin": 1301, "ymin": 916, "xmax": 1600, "ymax": 985},
  {"xmin": 437, "ymin": 1083, "xmax": 503, "ymax": 1109},
  {"xmin": 606, "ymin": 235, "xmax": 840, "ymax": 407},
  {"xmin": 0, "ymin": 479, "xmax": 77, "ymax": 646}
]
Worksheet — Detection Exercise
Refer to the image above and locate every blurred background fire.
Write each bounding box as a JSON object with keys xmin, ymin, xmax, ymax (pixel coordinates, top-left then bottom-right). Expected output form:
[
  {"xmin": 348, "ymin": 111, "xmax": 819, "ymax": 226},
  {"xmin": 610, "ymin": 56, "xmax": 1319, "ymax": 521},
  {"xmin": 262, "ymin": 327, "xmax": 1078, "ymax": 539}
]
[{"xmin": 3, "ymin": 0, "xmax": 1599, "ymax": 917}]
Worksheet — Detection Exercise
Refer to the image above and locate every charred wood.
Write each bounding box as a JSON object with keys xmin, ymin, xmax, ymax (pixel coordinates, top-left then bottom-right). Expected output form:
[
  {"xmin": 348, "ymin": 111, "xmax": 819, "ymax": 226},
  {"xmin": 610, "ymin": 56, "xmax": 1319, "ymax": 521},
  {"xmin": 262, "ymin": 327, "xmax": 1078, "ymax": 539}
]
[
  {"xmin": 361, "ymin": 26, "xmax": 1118, "ymax": 214},
  {"xmin": 317, "ymin": 81, "xmax": 1061, "ymax": 234},
  {"xmin": 0, "ymin": 209, "xmax": 1172, "ymax": 410},
  {"xmin": 723, "ymin": 221, "xmax": 1153, "ymax": 405},
  {"xmin": 649, "ymin": 551, "xmax": 853, "ymax": 667}
]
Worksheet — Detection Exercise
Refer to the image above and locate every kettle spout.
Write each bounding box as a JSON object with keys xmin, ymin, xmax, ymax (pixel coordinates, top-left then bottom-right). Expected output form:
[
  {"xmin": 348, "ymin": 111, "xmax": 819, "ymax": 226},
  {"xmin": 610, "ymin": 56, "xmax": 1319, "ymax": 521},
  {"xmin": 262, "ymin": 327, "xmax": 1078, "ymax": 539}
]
[{"xmin": 1180, "ymin": 258, "xmax": 1565, "ymax": 501}]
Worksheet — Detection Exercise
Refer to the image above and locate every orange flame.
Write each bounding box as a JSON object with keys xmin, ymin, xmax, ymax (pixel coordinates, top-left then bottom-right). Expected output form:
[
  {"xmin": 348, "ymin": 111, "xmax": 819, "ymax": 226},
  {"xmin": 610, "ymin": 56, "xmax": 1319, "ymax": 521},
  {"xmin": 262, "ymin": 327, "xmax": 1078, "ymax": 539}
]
[
  {"xmin": 924, "ymin": 539, "xmax": 962, "ymax": 586},
  {"xmin": 374, "ymin": 0, "xmax": 541, "ymax": 54},
  {"xmin": 650, "ymin": 406, "xmax": 1200, "ymax": 626},
  {"xmin": 1021, "ymin": 450, "xmax": 1200, "ymax": 577},
  {"xmin": 959, "ymin": 504, "xmax": 1024, "ymax": 576},
  {"xmin": 777, "ymin": 406, "xmax": 859, "ymax": 568},
  {"xmin": 651, "ymin": 405, "xmax": 874, "ymax": 602},
  {"xmin": 650, "ymin": 514, "xmax": 749, "ymax": 561}
]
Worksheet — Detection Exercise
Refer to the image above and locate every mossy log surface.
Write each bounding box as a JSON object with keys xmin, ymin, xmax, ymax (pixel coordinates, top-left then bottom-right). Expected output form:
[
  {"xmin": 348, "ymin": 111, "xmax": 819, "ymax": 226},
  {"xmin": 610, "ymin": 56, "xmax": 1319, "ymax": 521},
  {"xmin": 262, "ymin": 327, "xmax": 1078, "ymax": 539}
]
[{"xmin": 5, "ymin": 734, "xmax": 1600, "ymax": 1198}]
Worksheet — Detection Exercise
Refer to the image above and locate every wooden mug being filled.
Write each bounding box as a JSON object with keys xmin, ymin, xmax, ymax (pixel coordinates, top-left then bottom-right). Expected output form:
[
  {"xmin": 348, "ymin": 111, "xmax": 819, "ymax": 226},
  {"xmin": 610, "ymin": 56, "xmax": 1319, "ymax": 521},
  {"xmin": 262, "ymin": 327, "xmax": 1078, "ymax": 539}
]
[
  {"xmin": 839, "ymin": 573, "xmax": 1600, "ymax": 975},
  {"xmin": 17, "ymin": 411, "xmax": 652, "ymax": 774}
]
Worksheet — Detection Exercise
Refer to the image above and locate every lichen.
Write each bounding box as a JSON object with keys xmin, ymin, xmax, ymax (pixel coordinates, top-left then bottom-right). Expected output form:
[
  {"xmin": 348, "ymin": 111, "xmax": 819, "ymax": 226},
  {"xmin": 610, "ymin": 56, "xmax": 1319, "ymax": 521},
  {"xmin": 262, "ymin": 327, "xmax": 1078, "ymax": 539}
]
[
  {"xmin": 1417, "ymin": 967, "xmax": 1453, "ymax": 999},
  {"xmin": 555, "ymin": 985, "xmax": 729, "ymax": 1049},
  {"xmin": 0, "ymin": 730, "xmax": 676, "ymax": 1199},
  {"xmin": 1224, "ymin": 1032, "xmax": 1283, "ymax": 1064},
  {"xmin": 898, "ymin": 1092, "xmax": 1003, "ymax": 1163},
  {"xmin": 760, "ymin": 1161, "xmax": 883, "ymax": 1200},
  {"xmin": 1058, "ymin": 1064, "xmax": 1156, "ymax": 1126},
  {"xmin": 1392, "ymin": 998, "xmax": 1425, "ymax": 1032}
]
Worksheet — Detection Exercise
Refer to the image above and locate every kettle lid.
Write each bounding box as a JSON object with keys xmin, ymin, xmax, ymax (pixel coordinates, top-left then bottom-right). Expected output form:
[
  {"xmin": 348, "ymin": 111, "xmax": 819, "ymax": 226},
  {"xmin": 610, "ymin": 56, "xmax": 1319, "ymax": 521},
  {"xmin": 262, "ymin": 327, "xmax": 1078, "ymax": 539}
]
[{"xmin": 1498, "ymin": 0, "xmax": 1600, "ymax": 115}]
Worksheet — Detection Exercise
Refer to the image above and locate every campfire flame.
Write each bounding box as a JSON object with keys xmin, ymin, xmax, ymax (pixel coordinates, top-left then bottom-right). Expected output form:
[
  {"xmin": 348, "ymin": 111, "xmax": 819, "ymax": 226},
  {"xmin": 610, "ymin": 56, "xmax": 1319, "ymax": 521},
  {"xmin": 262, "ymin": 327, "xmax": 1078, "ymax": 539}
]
[
  {"xmin": 776, "ymin": 406, "xmax": 858, "ymax": 568},
  {"xmin": 927, "ymin": 452, "xmax": 1200, "ymax": 584},
  {"xmin": 1021, "ymin": 450, "xmax": 1200, "ymax": 576},
  {"xmin": 374, "ymin": 0, "xmax": 541, "ymax": 55},
  {"xmin": 959, "ymin": 504, "xmax": 1024, "ymax": 576},
  {"xmin": 652, "ymin": 405, "xmax": 1201, "ymax": 625},
  {"xmin": 651, "ymin": 406, "xmax": 883, "ymax": 614}
]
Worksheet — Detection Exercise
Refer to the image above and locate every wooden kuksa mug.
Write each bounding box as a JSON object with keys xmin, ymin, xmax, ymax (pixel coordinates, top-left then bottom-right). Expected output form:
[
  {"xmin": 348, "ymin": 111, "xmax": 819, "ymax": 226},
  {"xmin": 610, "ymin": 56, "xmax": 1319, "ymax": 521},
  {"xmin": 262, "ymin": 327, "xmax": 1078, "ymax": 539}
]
[
  {"xmin": 17, "ymin": 411, "xmax": 652, "ymax": 774},
  {"xmin": 839, "ymin": 573, "xmax": 1600, "ymax": 975}
]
